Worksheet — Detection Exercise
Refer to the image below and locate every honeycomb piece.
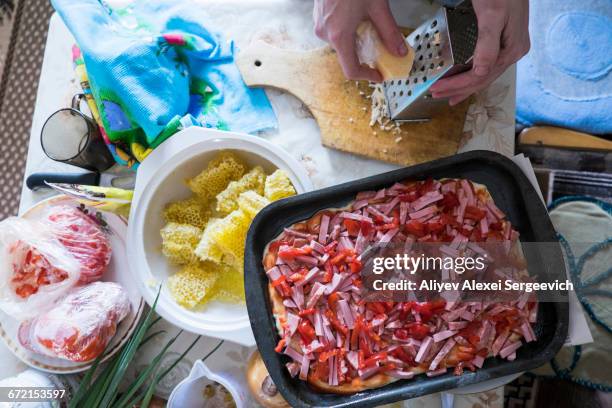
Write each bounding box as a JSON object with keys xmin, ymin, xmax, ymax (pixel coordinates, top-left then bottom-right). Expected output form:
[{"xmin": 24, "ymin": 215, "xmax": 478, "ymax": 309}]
[
  {"xmin": 215, "ymin": 166, "xmax": 266, "ymax": 215},
  {"xmin": 213, "ymin": 266, "xmax": 245, "ymax": 303},
  {"xmin": 163, "ymin": 197, "xmax": 211, "ymax": 229},
  {"xmin": 209, "ymin": 209, "xmax": 250, "ymax": 268},
  {"xmin": 167, "ymin": 262, "xmax": 219, "ymax": 308},
  {"xmin": 264, "ymin": 169, "xmax": 297, "ymax": 202},
  {"xmin": 194, "ymin": 218, "xmax": 225, "ymax": 264},
  {"xmin": 186, "ymin": 152, "xmax": 246, "ymax": 199},
  {"xmin": 237, "ymin": 191, "xmax": 270, "ymax": 219},
  {"xmin": 160, "ymin": 223, "xmax": 202, "ymax": 265}
]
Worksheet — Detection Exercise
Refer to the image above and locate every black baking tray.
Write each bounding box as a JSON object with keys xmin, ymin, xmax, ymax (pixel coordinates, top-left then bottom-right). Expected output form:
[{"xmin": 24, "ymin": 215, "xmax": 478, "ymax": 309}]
[{"xmin": 244, "ymin": 150, "xmax": 568, "ymax": 407}]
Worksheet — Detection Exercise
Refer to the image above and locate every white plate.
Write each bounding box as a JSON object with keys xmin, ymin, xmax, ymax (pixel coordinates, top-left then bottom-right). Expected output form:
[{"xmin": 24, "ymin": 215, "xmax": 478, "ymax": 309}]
[
  {"xmin": 128, "ymin": 128, "xmax": 314, "ymax": 346},
  {"xmin": 0, "ymin": 196, "xmax": 144, "ymax": 374}
]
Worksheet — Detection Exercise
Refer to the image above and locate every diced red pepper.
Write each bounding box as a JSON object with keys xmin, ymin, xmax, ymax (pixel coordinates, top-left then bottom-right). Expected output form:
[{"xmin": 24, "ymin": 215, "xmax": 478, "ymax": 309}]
[
  {"xmin": 490, "ymin": 221, "xmax": 504, "ymax": 231},
  {"xmin": 367, "ymin": 302, "xmax": 387, "ymax": 315},
  {"xmin": 288, "ymin": 272, "xmax": 304, "ymax": 283},
  {"xmin": 349, "ymin": 259, "xmax": 362, "ymax": 274},
  {"xmin": 362, "ymin": 351, "xmax": 388, "ymax": 368},
  {"xmin": 328, "ymin": 292, "xmax": 341, "ymax": 310},
  {"xmin": 298, "ymin": 308, "xmax": 316, "ymax": 317},
  {"xmin": 271, "ymin": 275, "xmax": 291, "ymax": 297},
  {"xmin": 330, "ymin": 249, "xmax": 351, "ymax": 265},
  {"xmin": 440, "ymin": 213, "xmax": 460, "ymax": 228},
  {"xmin": 399, "ymin": 191, "xmax": 419, "ymax": 202},
  {"xmin": 297, "ymin": 320, "xmax": 316, "ymax": 344},
  {"xmin": 318, "ymin": 349, "xmax": 338, "ymax": 363},
  {"xmin": 414, "ymin": 299, "xmax": 446, "ymax": 322},
  {"xmin": 343, "ymin": 219, "xmax": 361, "ymax": 236},
  {"xmin": 360, "ymin": 220, "xmax": 373, "ymax": 236},
  {"xmin": 404, "ymin": 220, "xmax": 426, "ymax": 237},
  {"xmin": 324, "ymin": 241, "xmax": 338, "ymax": 253},
  {"xmin": 405, "ymin": 322, "xmax": 430, "ymax": 340},
  {"xmin": 359, "ymin": 336, "xmax": 372, "ymax": 358},
  {"xmin": 311, "ymin": 360, "xmax": 328, "ymax": 382},
  {"xmin": 323, "ymin": 262, "xmax": 333, "ymax": 283},
  {"xmin": 274, "ymin": 338, "xmax": 286, "ymax": 353},
  {"xmin": 325, "ymin": 310, "xmax": 348, "ymax": 336},
  {"xmin": 426, "ymin": 221, "xmax": 445, "ymax": 234},
  {"xmin": 394, "ymin": 328, "xmax": 408, "ymax": 340},
  {"xmin": 358, "ymin": 350, "xmax": 365, "ymax": 368},
  {"xmin": 351, "ymin": 317, "xmax": 362, "ymax": 349},
  {"xmin": 464, "ymin": 205, "xmax": 486, "ymax": 221},
  {"xmin": 440, "ymin": 191, "xmax": 459, "ymax": 210},
  {"xmin": 277, "ymin": 246, "xmax": 312, "ymax": 261}
]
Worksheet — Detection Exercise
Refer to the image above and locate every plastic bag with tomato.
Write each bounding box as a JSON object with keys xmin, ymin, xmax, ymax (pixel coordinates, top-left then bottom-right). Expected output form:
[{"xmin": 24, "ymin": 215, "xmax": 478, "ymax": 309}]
[
  {"xmin": 40, "ymin": 205, "xmax": 111, "ymax": 284},
  {"xmin": 0, "ymin": 217, "xmax": 81, "ymax": 319},
  {"xmin": 18, "ymin": 281, "xmax": 131, "ymax": 362}
]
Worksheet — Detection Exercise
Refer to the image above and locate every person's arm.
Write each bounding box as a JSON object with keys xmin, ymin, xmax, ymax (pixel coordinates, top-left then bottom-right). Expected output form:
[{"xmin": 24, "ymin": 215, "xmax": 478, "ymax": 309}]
[
  {"xmin": 313, "ymin": 0, "xmax": 408, "ymax": 82},
  {"xmin": 313, "ymin": 0, "xmax": 530, "ymax": 106}
]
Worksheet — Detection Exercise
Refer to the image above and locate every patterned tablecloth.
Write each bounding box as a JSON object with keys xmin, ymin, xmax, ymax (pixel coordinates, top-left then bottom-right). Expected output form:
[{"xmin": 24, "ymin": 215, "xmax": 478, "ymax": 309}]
[{"xmin": 7, "ymin": 1, "xmax": 516, "ymax": 407}]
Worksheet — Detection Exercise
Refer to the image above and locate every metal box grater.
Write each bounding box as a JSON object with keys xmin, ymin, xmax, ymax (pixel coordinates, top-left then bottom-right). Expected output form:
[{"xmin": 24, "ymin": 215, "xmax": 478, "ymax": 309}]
[{"xmin": 384, "ymin": 1, "xmax": 478, "ymax": 122}]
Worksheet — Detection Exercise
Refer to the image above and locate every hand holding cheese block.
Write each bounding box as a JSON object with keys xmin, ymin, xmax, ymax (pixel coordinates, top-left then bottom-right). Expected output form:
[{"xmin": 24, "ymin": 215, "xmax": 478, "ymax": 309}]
[{"xmin": 356, "ymin": 21, "xmax": 415, "ymax": 80}]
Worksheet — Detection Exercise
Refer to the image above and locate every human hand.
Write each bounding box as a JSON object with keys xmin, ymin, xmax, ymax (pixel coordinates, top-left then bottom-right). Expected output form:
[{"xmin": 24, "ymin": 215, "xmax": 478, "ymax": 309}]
[
  {"xmin": 430, "ymin": 0, "xmax": 530, "ymax": 105},
  {"xmin": 313, "ymin": 0, "xmax": 408, "ymax": 82}
]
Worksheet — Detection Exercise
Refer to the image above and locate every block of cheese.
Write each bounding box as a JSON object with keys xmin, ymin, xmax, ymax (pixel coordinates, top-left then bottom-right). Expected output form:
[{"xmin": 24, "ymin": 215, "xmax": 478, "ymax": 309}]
[{"xmin": 356, "ymin": 21, "xmax": 415, "ymax": 80}]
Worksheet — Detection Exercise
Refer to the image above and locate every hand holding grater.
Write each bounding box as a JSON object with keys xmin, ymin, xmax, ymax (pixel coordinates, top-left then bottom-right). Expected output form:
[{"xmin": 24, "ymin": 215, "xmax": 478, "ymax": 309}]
[{"xmin": 384, "ymin": 0, "xmax": 478, "ymax": 122}]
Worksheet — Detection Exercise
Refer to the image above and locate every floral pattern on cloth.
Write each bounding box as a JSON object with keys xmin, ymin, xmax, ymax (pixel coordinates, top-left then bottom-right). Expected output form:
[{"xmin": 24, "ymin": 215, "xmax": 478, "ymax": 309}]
[{"xmin": 54, "ymin": 0, "xmax": 277, "ymax": 168}]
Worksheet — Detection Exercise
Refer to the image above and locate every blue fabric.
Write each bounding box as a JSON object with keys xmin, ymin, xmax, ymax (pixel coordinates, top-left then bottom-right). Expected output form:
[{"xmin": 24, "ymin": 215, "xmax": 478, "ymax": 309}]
[
  {"xmin": 516, "ymin": 0, "xmax": 612, "ymax": 135},
  {"xmin": 51, "ymin": 0, "xmax": 277, "ymax": 148}
]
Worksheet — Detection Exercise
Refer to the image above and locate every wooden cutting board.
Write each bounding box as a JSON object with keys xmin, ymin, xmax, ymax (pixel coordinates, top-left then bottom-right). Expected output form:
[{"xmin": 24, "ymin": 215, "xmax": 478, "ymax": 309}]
[{"xmin": 236, "ymin": 41, "xmax": 470, "ymax": 166}]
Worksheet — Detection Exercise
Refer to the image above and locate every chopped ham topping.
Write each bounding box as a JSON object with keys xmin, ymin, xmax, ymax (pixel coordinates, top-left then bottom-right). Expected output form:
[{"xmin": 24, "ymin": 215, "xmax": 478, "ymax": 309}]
[
  {"xmin": 318, "ymin": 215, "xmax": 330, "ymax": 244},
  {"xmin": 265, "ymin": 178, "xmax": 533, "ymax": 386},
  {"xmin": 499, "ymin": 341, "xmax": 522, "ymax": 359},
  {"xmin": 388, "ymin": 370, "xmax": 416, "ymax": 379},
  {"xmin": 299, "ymin": 354, "xmax": 310, "ymax": 380},
  {"xmin": 433, "ymin": 330, "xmax": 457, "ymax": 343},
  {"xmin": 408, "ymin": 205, "xmax": 437, "ymax": 220},
  {"xmin": 471, "ymin": 355, "xmax": 485, "ymax": 368},
  {"xmin": 429, "ymin": 338, "xmax": 456, "ymax": 370},
  {"xmin": 426, "ymin": 368, "xmax": 447, "ymax": 377},
  {"xmin": 415, "ymin": 336, "xmax": 433, "ymax": 363}
]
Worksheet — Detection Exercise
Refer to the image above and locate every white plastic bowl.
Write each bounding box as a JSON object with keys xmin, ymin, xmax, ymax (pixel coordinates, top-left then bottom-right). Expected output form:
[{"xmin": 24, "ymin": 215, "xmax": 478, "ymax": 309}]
[{"xmin": 127, "ymin": 128, "xmax": 313, "ymax": 346}]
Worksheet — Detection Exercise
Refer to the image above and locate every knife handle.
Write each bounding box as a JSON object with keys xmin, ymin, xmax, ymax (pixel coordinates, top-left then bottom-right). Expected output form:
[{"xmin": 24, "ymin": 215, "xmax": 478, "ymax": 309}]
[{"xmin": 26, "ymin": 172, "xmax": 100, "ymax": 191}]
